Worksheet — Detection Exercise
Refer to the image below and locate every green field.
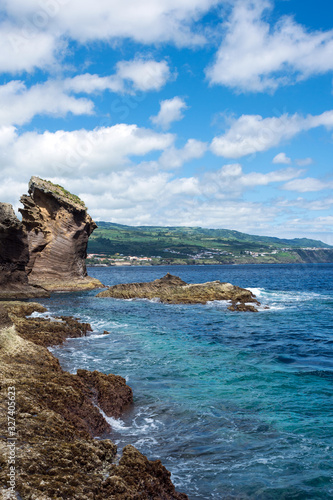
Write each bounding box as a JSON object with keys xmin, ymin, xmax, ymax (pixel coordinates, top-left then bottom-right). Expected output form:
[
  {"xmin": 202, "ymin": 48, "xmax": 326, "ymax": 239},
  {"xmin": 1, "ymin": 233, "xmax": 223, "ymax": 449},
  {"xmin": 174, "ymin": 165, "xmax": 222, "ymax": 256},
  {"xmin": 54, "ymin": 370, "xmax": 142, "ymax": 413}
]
[{"xmin": 87, "ymin": 222, "xmax": 333, "ymax": 264}]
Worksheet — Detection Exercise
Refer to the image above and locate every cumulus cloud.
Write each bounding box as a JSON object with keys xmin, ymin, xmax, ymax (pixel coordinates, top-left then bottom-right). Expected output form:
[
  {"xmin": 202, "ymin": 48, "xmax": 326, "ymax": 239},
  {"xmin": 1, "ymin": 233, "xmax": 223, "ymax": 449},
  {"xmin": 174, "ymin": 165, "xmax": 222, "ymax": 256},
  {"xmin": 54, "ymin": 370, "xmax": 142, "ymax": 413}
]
[
  {"xmin": 283, "ymin": 177, "xmax": 333, "ymax": 192},
  {"xmin": 200, "ymin": 164, "xmax": 302, "ymax": 198},
  {"xmin": 66, "ymin": 60, "xmax": 171, "ymax": 94},
  {"xmin": 0, "ymin": 80, "xmax": 94, "ymax": 127},
  {"xmin": 0, "ymin": 59, "xmax": 172, "ymax": 127},
  {"xmin": 158, "ymin": 139, "xmax": 207, "ymax": 168},
  {"xmin": 295, "ymin": 157, "xmax": 313, "ymax": 166},
  {"xmin": 1, "ymin": 0, "xmax": 219, "ymax": 76},
  {"xmin": 206, "ymin": 0, "xmax": 333, "ymax": 92},
  {"xmin": 211, "ymin": 110, "xmax": 333, "ymax": 158},
  {"xmin": 151, "ymin": 97, "xmax": 188, "ymax": 130},
  {"xmin": 0, "ymin": 22, "xmax": 60, "ymax": 73},
  {"xmin": 0, "ymin": 124, "xmax": 174, "ymax": 178},
  {"xmin": 273, "ymin": 152, "xmax": 291, "ymax": 165},
  {"xmin": 277, "ymin": 196, "xmax": 333, "ymax": 211}
]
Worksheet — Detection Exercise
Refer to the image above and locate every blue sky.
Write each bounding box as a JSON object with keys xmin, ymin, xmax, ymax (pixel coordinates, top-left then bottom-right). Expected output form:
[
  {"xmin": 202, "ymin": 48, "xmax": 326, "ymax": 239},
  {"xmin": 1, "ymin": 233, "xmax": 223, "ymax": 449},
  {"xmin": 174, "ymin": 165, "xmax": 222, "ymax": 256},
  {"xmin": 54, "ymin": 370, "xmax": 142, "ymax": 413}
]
[{"xmin": 0, "ymin": 0, "xmax": 332, "ymax": 243}]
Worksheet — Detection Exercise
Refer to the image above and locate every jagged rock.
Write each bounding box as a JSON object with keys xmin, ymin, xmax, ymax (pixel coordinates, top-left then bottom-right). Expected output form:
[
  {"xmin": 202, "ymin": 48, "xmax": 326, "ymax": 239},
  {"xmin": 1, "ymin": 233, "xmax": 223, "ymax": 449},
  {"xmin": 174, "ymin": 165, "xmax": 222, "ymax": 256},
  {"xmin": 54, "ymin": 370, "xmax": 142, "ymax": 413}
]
[
  {"xmin": 0, "ymin": 302, "xmax": 188, "ymax": 500},
  {"xmin": 0, "ymin": 203, "xmax": 49, "ymax": 299},
  {"xmin": 19, "ymin": 177, "xmax": 103, "ymax": 291},
  {"xmin": 97, "ymin": 272, "xmax": 261, "ymax": 311}
]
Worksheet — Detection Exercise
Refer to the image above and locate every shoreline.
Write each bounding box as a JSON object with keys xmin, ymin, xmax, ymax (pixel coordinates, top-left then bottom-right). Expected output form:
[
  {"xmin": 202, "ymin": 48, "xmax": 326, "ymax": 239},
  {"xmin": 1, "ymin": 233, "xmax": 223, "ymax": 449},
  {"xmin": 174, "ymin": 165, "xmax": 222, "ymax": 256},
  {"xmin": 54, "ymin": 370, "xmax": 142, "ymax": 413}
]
[
  {"xmin": 88, "ymin": 260, "xmax": 333, "ymax": 267},
  {"xmin": 0, "ymin": 301, "xmax": 188, "ymax": 499}
]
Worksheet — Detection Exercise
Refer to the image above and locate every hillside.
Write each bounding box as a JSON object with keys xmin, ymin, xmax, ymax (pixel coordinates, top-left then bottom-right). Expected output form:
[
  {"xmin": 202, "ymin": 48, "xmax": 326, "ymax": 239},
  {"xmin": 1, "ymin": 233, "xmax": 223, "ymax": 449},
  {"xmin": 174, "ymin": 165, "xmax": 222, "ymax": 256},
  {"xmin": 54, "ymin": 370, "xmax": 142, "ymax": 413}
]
[{"xmin": 87, "ymin": 223, "xmax": 333, "ymax": 265}]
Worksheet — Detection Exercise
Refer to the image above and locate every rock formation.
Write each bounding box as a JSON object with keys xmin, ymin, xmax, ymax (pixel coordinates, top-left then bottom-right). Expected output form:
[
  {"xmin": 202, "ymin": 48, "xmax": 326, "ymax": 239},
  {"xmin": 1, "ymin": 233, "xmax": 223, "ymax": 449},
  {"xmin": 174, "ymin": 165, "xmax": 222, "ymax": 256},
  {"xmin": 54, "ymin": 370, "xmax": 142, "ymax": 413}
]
[
  {"xmin": 97, "ymin": 272, "xmax": 261, "ymax": 311},
  {"xmin": 0, "ymin": 302, "xmax": 188, "ymax": 499},
  {"xmin": 0, "ymin": 203, "xmax": 49, "ymax": 299},
  {"xmin": 19, "ymin": 176, "xmax": 103, "ymax": 291}
]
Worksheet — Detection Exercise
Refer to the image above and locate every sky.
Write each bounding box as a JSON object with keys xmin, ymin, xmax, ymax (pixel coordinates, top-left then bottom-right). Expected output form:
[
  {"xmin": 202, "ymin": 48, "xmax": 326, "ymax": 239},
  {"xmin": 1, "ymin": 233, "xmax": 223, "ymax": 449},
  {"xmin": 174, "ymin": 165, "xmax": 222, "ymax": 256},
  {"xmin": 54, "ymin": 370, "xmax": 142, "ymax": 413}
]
[{"xmin": 0, "ymin": 0, "xmax": 333, "ymax": 244}]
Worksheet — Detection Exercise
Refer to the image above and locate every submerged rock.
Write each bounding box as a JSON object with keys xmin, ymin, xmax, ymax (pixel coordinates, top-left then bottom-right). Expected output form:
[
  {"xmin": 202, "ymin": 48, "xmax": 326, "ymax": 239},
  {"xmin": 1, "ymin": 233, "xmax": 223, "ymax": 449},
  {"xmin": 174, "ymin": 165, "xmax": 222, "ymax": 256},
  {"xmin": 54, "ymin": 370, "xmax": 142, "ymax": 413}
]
[
  {"xmin": 0, "ymin": 302, "xmax": 188, "ymax": 499},
  {"xmin": 19, "ymin": 176, "xmax": 103, "ymax": 291},
  {"xmin": 97, "ymin": 272, "xmax": 260, "ymax": 311},
  {"xmin": 0, "ymin": 203, "xmax": 49, "ymax": 299}
]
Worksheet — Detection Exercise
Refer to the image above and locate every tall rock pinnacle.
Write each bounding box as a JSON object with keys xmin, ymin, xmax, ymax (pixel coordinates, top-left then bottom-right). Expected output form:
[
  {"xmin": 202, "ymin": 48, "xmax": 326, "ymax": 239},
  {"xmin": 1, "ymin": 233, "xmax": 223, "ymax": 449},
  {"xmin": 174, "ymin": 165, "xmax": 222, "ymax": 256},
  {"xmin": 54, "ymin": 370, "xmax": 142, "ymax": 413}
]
[{"xmin": 19, "ymin": 177, "xmax": 103, "ymax": 291}]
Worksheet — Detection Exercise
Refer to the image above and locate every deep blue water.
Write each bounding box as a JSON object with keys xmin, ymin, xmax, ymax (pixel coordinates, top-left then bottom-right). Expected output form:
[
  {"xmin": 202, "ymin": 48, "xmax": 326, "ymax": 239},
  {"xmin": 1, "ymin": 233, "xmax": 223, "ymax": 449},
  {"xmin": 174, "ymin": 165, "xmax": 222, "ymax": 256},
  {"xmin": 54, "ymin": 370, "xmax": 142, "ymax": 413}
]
[{"xmin": 36, "ymin": 264, "xmax": 333, "ymax": 499}]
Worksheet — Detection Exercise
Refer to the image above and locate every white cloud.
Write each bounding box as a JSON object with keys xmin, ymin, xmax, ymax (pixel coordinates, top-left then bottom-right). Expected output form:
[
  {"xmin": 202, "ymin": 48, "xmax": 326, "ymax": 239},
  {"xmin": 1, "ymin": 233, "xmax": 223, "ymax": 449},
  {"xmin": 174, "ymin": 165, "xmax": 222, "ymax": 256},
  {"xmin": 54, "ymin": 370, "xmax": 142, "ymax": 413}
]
[
  {"xmin": 67, "ymin": 59, "xmax": 172, "ymax": 94},
  {"xmin": 295, "ymin": 157, "xmax": 313, "ymax": 166},
  {"xmin": 115, "ymin": 59, "xmax": 172, "ymax": 92},
  {"xmin": 0, "ymin": 22, "xmax": 60, "ymax": 73},
  {"xmin": 273, "ymin": 152, "xmax": 291, "ymax": 165},
  {"xmin": 277, "ymin": 196, "xmax": 333, "ymax": 211},
  {"xmin": 151, "ymin": 97, "xmax": 188, "ymax": 130},
  {"xmin": 206, "ymin": 0, "xmax": 333, "ymax": 92},
  {"xmin": 0, "ymin": 80, "xmax": 94, "ymax": 127},
  {"xmin": 0, "ymin": 59, "xmax": 172, "ymax": 127},
  {"xmin": 1, "ymin": 0, "xmax": 219, "ymax": 76},
  {"xmin": 201, "ymin": 164, "xmax": 302, "ymax": 198},
  {"xmin": 211, "ymin": 110, "xmax": 333, "ymax": 158},
  {"xmin": 0, "ymin": 125, "xmax": 174, "ymax": 178},
  {"xmin": 283, "ymin": 177, "xmax": 333, "ymax": 193},
  {"xmin": 43, "ymin": 171, "xmax": 279, "ymax": 230},
  {"xmin": 158, "ymin": 139, "xmax": 207, "ymax": 168}
]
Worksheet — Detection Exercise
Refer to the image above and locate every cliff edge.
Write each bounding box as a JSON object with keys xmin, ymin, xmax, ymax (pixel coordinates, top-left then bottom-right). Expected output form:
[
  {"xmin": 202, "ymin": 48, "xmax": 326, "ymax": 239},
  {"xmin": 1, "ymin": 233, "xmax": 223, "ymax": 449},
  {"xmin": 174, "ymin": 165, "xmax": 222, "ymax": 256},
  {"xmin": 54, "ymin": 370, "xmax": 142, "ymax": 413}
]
[
  {"xmin": 0, "ymin": 203, "xmax": 49, "ymax": 299},
  {"xmin": 19, "ymin": 177, "xmax": 103, "ymax": 291}
]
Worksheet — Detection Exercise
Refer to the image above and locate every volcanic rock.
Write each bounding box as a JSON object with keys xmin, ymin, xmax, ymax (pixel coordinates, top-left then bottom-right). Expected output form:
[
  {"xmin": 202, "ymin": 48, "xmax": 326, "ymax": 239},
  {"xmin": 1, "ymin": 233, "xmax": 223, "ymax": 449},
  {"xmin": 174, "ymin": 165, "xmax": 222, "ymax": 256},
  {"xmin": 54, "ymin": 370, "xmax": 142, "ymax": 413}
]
[
  {"xmin": 97, "ymin": 272, "xmax": 260, "ymax": 311},
  {"xmin": 19, "ymin": 176, "xmax": 103, "ymax": 291},
  {"xmin": 0, "ymin": 302, "xmax": 187, "ymax": 499},
  {"xmin": 0, "ymin": 203, "xmax": 49, "ymax": 299}
]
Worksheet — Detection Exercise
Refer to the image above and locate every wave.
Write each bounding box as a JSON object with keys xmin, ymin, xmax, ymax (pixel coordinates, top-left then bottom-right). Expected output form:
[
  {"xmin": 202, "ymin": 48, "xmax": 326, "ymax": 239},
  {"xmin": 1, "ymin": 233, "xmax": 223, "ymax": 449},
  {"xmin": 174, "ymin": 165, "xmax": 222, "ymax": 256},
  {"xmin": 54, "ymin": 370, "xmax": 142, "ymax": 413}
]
[{"xmin": 247, "ymin": 287, "xmax": 332, "ymax": 311}]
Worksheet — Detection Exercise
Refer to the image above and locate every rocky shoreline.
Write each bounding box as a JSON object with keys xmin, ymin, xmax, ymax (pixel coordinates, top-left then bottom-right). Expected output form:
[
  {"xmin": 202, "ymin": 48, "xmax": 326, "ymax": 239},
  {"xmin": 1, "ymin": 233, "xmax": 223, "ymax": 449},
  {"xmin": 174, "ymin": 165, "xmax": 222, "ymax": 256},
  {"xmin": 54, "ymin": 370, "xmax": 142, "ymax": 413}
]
[
  {"xmin": 97, "ymin": 272, "xmax": 261, "ymax": 312},
  {"xmin": 0, "ymin": 302, "xmax": 188, "ymax": 499}
]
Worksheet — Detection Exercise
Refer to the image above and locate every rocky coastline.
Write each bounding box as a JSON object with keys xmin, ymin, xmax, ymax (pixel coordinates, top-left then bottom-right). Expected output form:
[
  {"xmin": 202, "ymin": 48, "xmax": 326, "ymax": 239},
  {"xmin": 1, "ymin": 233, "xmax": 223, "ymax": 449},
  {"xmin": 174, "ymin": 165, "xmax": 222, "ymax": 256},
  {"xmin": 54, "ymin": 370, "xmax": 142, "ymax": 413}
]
[
  {"xmin": 0, "ymin": 178, "xmax": 262, "ymax": 498},
  {"xmin": 0, "ymin": 301, "xmax": 188, "ymax": 499},
  {"xmin": 0, "ymin": 177, "xmax": 103, "ymax": 299},
  {"xmin": 97, "ymin": 272, "xmax": 261, "ymax": 312}
]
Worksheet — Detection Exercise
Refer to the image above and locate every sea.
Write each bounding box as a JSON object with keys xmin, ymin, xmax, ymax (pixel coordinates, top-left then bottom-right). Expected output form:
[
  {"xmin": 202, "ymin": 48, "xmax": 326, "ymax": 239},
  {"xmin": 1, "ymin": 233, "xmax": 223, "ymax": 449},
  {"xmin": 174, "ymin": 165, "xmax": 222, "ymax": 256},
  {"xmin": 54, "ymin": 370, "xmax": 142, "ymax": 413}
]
[{"xmin": 36, "ymin": 264, "xmax": 333, "ymax": 499}]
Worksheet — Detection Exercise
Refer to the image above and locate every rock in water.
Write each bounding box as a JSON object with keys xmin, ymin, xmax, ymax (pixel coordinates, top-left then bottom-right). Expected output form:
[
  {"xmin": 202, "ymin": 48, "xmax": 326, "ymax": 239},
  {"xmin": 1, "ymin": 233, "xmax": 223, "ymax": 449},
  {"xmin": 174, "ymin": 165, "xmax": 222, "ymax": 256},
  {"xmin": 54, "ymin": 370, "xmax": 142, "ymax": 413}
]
[
  {"xmin": 0, "ymin": 203, "xmax": 49, "ymax": 298},
  {"xmin": 19, "ymin": 176, "xmax": 103, "ymax": 291},
  {"xmin": 97, "ymin": 272, "xmax": 261, "ymax": 311}
]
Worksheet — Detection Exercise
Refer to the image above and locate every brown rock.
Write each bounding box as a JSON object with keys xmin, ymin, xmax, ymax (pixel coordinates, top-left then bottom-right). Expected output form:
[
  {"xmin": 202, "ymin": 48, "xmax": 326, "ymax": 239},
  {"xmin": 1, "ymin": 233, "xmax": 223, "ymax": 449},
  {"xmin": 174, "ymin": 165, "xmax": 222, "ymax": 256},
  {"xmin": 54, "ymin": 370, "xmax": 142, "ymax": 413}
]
[
  {"xmin": 0, "ymin": 203, "xmax": 49, "ymax": 299},
  {"xmin": 19, "ymin": 176, "xmax": 103, "ymax": 291},
  {"xmin": 97, "ymin": 272, "xmax": 260, "ymax": 311},
  {"xmin": 0, "ymin": 302, "xmax": 188, "ymax": 499},
  {"xmin": 77, "ymin": 369, "xmax": 133, "ymax": 418}
]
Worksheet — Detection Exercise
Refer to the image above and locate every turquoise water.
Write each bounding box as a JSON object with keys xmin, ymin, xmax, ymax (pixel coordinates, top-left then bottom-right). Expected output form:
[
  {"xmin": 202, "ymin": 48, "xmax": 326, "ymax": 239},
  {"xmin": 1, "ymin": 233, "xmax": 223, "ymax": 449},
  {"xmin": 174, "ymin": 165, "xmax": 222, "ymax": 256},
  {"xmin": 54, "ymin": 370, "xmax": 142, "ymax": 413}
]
[{"xmin": 38, "ymin": 264, "xmax": 333, "ymax": 499}]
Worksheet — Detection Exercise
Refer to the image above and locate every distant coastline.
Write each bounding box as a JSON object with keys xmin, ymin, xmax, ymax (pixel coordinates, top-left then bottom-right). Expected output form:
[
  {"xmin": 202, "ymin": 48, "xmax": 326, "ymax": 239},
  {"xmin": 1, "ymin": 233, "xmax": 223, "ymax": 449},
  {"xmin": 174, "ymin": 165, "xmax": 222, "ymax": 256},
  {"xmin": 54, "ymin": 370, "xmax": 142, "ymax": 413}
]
[{"xmin": 87, "ymin": 248, "xmax": 333, "ymax": 267}]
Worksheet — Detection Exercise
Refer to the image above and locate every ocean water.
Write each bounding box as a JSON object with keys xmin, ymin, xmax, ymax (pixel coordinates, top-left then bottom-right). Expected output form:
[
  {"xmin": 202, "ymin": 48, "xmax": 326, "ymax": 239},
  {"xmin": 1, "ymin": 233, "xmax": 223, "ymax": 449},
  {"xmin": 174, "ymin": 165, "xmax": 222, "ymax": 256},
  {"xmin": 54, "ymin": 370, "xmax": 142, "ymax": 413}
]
[{"xmin": 38, "ymin": 264, "xmax": 333, "ymax": 499}]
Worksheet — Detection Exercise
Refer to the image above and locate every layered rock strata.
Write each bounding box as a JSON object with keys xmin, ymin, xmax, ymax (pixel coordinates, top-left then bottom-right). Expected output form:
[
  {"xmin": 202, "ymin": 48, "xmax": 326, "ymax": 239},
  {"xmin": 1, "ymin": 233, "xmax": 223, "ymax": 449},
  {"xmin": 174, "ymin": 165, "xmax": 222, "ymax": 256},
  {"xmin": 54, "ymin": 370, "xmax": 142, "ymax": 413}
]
[
  {"xmin": 0, "ymin": 302, "xmax": 188, "ymax": 500},
  {"xmin": 0, "ymin": 203, "xmax": 49, "ymax": 299},
  {"xmin": 19, "ymin": 176, "xmax": 103, "ymax": 291},
  {"xmin": 97, "ymin": 272, "xmax": 261, "ymax": 311}
]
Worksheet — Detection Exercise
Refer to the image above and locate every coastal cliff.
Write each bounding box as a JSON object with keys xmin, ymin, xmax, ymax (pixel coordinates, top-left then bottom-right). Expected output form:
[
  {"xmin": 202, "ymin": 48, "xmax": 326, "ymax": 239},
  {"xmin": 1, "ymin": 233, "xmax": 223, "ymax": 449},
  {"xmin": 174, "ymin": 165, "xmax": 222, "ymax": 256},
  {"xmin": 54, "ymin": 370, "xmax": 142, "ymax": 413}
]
[
  {"xmin": 0, "ymin": 302, "xmax": 188, "ymax": 499},
  {"xmin": 97, "ymin": 272, "xmax": 260, "ymax": 311},
  {"xmin": 0, "ymin": 203, "xmax": 49, "ymax": 299},
  {"xmin": 19, "ymin": 177, "xmax": 103, "ymax": 291}
]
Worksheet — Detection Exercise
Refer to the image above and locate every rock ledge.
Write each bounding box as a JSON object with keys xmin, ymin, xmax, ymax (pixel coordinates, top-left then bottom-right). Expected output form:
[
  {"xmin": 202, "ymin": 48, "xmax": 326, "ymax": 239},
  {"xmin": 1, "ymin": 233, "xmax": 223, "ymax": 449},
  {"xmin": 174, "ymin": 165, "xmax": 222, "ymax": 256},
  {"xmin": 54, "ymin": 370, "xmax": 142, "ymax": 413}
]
[{"xmin": 97, "ymin": 273, "xmax": 261, "ymax": 311}]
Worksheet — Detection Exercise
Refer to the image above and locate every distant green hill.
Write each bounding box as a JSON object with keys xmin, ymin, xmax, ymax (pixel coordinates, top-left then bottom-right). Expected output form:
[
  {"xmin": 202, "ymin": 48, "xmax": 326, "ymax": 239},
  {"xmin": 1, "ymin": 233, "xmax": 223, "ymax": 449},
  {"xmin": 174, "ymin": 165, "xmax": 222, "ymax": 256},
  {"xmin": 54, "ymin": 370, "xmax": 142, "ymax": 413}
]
[{"xmin": 88, "ymin": 222, "xmax": 332, "ymax": 263}]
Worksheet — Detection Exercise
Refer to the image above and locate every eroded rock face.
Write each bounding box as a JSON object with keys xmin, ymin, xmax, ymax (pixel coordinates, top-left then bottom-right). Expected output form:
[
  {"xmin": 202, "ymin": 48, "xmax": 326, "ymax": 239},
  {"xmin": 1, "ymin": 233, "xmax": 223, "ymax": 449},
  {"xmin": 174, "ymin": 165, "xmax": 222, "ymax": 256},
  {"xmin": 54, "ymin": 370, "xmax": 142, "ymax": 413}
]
[
  {"xmin": 0, "ymin": 203, "xmax": 49, "ymax": 299},
  {"xmin": 0, "ymin": 302, "xmax": 188, "ymax": 500},
  {"xmin": 19, "ymin": 177, "xmax": 103, "ymax": 291},
  {"xmin": 97, "ymin": 272, "xmax": 261, "ymax": 311}
]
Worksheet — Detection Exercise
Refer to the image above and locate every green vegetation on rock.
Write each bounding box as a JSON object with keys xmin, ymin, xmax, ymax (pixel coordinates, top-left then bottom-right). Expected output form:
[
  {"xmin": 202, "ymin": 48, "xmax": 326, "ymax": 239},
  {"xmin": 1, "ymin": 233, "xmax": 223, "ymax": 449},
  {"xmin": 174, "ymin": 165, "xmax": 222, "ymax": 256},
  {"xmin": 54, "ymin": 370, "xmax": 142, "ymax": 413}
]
[{"xmin": 38, "ymin": 177, "xmax": 86, "ymax": 208}]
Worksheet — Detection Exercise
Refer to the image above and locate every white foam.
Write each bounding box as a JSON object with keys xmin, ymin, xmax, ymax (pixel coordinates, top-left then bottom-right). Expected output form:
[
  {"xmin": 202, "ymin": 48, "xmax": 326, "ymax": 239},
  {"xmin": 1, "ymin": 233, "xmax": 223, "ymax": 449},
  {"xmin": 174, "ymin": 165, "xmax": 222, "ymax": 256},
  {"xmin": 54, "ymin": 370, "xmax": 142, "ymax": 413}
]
[{"xmin": 28, "ymin": 311, "xmax": 64, "ymax": 322}]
